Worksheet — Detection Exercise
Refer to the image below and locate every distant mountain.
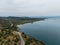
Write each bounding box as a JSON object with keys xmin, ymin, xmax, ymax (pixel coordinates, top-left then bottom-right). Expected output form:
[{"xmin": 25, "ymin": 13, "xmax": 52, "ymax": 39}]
[{"xmin": 32, "ymin": 16, "xmax": 60, "ymax": 18}]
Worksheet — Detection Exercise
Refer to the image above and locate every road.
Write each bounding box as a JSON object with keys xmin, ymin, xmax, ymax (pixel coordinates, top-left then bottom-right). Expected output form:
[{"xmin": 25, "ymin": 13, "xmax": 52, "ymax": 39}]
[{"xmin": 17, "ymin": 32, "xmax": 25, "ymax": 45}]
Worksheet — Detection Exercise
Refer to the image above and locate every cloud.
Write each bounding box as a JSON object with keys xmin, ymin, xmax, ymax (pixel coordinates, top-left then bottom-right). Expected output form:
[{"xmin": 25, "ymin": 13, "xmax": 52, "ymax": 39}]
[{"xmin": 0, "ymin": 0, "xmax": 60, "ymax": 16}]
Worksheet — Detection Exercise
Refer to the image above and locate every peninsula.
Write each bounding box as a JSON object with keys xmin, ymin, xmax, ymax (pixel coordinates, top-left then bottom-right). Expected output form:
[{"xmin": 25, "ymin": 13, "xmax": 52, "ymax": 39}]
[{"xmin": 0, "ymin": 17, "xmax": 45, "ymax": 45}]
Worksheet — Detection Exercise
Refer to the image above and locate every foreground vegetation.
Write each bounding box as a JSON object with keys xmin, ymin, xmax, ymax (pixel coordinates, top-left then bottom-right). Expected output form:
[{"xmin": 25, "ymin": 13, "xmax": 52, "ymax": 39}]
[
  {"xmin": 0, "ymin": 17, "xmax": 45, "ymax": 45},
  {"xmin": 0, "ymin": 30, "xmax": 20, "ymax": 45}
]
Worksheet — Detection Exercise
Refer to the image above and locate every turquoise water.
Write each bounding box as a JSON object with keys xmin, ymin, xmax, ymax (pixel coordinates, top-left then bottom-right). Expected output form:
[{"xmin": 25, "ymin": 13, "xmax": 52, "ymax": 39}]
[{"xmin": 19, "ymin": 18, "xmax": 60, "ymax": 45}]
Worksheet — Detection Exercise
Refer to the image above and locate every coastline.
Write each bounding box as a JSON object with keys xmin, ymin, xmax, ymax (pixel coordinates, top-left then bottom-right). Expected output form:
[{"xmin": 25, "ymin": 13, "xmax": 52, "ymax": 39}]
[
  {"xmin": 0, "ymin": 17, "xmax": 46, "ymax": 45},
  {"xmin": 21, "ymin": 32, "xmax": 45, "ymax": 45},
  {"xmin": 17, "ymin": 21, "xmax": 46, "ymax": 45}
]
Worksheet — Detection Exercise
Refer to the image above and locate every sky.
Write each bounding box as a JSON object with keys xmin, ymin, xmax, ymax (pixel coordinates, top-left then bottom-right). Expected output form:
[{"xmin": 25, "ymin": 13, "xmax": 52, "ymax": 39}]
[{"xmin": 0, "ymin": 0, "xmax": 60, "ymax": 17}]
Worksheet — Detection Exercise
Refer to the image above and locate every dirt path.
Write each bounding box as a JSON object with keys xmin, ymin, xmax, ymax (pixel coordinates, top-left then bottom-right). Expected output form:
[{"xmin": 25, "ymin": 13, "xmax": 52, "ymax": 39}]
[{"xmin": 17, "ymin": 32, "xmax": 25, "ymax": 45}]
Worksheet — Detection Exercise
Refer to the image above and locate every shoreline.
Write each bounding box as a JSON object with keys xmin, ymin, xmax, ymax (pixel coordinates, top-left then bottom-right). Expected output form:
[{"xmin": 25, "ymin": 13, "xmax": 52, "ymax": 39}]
[
  {"xmin": 0, "ymin": 17, "xmax": 46, "ymax": 45},
  {"xmin": 21, "ymin": 32, "xmax": 45, "ymax": 45},
  {"xmin": 17, "ymin": 20, "xmax": 46, "ymax": 45}
]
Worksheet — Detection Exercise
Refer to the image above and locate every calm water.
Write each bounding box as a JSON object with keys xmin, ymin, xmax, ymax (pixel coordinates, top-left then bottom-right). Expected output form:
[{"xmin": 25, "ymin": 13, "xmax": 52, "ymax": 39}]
[{"xmin": 18, "ymin": 18, "xmax": 60, "ymax": 45}]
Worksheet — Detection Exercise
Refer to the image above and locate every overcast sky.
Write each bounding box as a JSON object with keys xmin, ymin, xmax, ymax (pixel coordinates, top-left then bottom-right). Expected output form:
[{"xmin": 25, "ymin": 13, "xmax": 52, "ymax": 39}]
[{"xmin": 0, "ymin": 0, "xmax": 60, "ymax": 17}]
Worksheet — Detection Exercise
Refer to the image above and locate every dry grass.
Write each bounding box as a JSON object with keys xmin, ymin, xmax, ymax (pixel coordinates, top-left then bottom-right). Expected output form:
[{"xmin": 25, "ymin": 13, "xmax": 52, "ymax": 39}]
[{"xmin": 0, "ymin": 30, "xmax": 21, "ymax": 45}]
